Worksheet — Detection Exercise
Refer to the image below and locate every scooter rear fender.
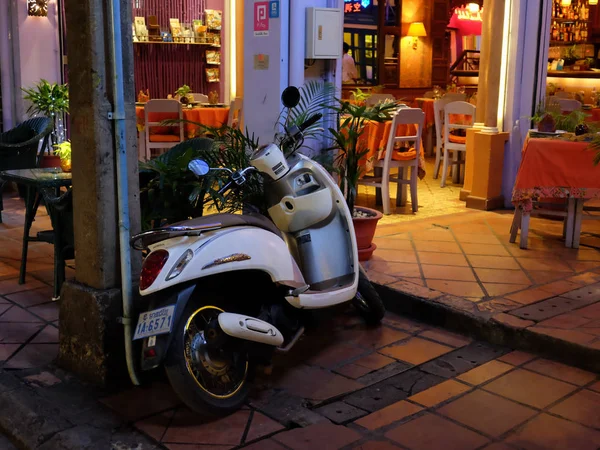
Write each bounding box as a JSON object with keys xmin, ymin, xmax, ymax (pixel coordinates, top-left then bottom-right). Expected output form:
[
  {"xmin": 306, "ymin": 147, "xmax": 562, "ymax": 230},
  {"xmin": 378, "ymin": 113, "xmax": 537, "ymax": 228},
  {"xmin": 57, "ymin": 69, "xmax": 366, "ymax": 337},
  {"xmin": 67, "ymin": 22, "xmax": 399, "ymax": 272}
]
[
  {"xmin": 139, "ymin": 283, "xmax": 196, "ymax": 371},
  {"xmin": 141, "ymin": 226, "xmax": 304, "ymax": 295}
]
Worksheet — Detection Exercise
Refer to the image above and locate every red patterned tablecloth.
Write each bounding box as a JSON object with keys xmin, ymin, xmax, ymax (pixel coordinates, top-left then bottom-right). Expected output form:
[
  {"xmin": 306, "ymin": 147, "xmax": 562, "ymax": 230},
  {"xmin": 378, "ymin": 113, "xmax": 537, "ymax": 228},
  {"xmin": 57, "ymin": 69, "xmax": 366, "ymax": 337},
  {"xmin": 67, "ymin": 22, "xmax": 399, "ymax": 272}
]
[{"xmin": 512, "ymin": 135, "xmax": 600, "ymax": 212}]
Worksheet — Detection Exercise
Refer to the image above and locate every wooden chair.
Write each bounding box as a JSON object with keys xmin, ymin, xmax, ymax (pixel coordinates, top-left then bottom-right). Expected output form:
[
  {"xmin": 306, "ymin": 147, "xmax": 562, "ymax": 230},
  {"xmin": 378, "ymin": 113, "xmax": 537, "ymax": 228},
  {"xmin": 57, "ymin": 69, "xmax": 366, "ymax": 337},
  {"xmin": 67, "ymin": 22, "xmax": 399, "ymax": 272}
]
[
  {"xmin": 510, "ymin": 200, "xmax": 576, "ymax": 249},
  {"xmin": 440, "ymin": 101, "xmax": 476, "ymax": 188},
  {"xmin": 227, "ymin": 97, "xmax": 243, "ymax": 129},
  {"xmin": 190, "ymin": 93, "xmax": 209, "ymax": 103},
  {"xmin": 357, "ymin": 108, "xmax": 425, "ymax": 214},
  {"xmin": 432, "ymin": 96, "xmax": 458, "ymax": 180},
  {"xmin": 144, "ymin": 99, "xmax": 184, "ymax": 160}
]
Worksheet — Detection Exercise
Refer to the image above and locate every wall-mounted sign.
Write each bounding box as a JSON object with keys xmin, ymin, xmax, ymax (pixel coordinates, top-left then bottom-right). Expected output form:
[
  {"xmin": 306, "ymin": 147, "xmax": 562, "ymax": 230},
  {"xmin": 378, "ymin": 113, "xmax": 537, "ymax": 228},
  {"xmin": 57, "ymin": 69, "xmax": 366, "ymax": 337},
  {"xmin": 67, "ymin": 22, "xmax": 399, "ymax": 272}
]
[
  {"xmin": 344, "ymin": 0, "xmax": 371, "ymax": 13},
  {"xmin": 454, "ymin": 7, "xmax": 483, "ymax": 21},
  {"xmin": 254, "ymin": 2, "xmax": 270, "ymax": 36},
  {"xmin": 269, "ymin": 1, "xmax": 279, "ymax": 18},
  {"xmin": 254, "ymin": 54, "xmax": 270, "ymax": 70}
]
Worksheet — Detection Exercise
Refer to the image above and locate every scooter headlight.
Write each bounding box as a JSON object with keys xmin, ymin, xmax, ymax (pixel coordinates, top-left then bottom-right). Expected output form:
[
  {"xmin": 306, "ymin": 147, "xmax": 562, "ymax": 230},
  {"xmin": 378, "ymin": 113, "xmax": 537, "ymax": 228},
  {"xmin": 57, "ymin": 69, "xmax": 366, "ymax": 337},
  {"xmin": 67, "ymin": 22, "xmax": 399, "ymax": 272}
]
[{"xmin": 166, "ymin": 249, "xmax": 194, "ymax": 281}]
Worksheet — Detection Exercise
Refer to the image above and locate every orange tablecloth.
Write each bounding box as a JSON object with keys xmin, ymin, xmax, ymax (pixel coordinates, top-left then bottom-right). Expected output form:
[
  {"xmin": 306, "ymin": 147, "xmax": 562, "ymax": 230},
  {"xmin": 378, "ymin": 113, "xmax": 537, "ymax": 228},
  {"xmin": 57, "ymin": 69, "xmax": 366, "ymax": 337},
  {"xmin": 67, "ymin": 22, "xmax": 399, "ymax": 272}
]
[
  {"xmin": 512, "ymin": 136, "xmax": 600, "ymax": 212},
  {"xmin": 412, "ymin": 98, "xmax": 435, "ymax": 128},
  {"xmin": 358, "ymin": 120, "xmax": 426, "ymax": 179},
  {"xmin": 135, "ymin": 106, "xmax": 230, "ymax": 139}
]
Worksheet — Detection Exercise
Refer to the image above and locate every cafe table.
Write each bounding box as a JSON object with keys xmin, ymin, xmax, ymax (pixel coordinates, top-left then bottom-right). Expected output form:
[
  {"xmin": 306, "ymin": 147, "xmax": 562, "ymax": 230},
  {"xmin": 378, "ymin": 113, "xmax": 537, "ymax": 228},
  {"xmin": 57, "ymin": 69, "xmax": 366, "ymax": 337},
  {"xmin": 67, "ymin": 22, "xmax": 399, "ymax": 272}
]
[
  {"xmin": 510, "ymin": 132, "xmax": 600, "ymax": 249},
  {"xmin": 0, "ymin": 168, "xmax": 72, "ymax": 285},
  {"xmin": 135, "ymin": 104, "xmax": 230, "ymax": 138}
]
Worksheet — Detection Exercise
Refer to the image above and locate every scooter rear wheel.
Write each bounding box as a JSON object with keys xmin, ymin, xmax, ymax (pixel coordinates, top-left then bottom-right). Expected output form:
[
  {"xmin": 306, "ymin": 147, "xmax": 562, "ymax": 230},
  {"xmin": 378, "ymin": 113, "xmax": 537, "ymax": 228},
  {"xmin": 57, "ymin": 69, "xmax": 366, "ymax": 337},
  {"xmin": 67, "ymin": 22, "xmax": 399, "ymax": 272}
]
[
  {"xmin": 353, "ymin": 269, "xmax": 386, "ymax": 325},
  {"xmin": 165, "ymin": 303, "xmax": 249, "ymax": 417}
]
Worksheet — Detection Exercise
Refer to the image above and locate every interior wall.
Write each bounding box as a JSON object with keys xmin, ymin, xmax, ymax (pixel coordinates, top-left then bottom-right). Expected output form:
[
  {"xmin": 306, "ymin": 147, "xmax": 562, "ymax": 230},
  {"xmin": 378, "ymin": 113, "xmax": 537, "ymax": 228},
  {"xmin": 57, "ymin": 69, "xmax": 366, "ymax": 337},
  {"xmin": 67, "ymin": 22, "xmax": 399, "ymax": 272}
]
[
  {"xmin": 17, "ymin": 0, "xmax": 62, "ymax": 91},
  {"xmin": 399, "ymin": 0, "xmax": 432, "ymax": 88}
]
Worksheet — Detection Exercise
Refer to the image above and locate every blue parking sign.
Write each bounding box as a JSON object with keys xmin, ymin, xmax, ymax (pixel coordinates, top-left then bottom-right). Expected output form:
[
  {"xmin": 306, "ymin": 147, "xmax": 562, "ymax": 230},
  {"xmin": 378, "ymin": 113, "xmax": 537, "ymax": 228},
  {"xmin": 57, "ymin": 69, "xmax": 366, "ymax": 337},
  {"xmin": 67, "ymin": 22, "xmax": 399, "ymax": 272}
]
[{"xmin": 269, "ymin": 1, "xmax": 279, "ymax": 18}]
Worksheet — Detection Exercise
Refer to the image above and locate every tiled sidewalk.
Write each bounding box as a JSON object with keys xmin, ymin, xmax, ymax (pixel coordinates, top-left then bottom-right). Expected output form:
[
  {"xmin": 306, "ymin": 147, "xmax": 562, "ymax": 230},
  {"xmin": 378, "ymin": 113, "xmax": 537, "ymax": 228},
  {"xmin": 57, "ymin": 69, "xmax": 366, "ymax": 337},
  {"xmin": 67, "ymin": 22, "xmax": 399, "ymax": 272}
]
[
  {"xmin": 0, "ymin": 193, "xmax": 63, "ymax": 370},
  {"xmin": 98, "ymin": 308, "xmax": 600, "ymax": 449},
  {"xmin": 363, "ymin": 208, "xmax": 600, "ymax": 358}
]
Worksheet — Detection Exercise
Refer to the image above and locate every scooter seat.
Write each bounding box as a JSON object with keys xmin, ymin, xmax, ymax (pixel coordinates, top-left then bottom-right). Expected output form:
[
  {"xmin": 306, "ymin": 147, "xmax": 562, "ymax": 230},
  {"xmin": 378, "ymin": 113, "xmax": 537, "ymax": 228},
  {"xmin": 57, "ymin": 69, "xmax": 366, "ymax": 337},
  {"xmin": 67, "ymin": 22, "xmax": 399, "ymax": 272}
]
[{"xmin": 174, "ymin": 213, "xmax": 283, "ymax": 239}]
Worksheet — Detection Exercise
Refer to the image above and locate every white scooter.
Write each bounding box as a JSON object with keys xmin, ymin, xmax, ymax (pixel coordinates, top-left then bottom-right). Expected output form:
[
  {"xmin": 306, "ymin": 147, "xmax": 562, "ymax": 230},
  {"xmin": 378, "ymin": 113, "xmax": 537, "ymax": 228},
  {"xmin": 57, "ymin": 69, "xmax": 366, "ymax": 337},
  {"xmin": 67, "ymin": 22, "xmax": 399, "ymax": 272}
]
[{"xmin": 130, "ymin": 87, "xmax": 385, "ymax": 416}]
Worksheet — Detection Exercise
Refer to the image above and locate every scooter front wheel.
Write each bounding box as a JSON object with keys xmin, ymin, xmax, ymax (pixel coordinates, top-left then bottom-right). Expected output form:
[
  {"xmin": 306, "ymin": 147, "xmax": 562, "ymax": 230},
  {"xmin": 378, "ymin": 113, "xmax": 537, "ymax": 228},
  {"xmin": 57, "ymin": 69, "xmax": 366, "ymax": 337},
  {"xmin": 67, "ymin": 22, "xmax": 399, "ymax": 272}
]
[
  {"xmin": 353, "ymin": 269, "xmax": 386, "ymax": 325},
  {"xmin": 165, "ymin": 303, "xmax": 249, "ymax": 417}
]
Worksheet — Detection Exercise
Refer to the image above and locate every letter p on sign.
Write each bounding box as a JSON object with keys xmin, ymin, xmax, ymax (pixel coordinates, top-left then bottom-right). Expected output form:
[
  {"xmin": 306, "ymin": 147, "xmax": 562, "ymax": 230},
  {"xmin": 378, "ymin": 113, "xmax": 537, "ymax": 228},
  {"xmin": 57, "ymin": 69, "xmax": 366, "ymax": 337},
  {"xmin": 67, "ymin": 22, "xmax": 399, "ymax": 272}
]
[{"xmin": 254, "ymin": 2, "xmax": 269, "ymax": 32}]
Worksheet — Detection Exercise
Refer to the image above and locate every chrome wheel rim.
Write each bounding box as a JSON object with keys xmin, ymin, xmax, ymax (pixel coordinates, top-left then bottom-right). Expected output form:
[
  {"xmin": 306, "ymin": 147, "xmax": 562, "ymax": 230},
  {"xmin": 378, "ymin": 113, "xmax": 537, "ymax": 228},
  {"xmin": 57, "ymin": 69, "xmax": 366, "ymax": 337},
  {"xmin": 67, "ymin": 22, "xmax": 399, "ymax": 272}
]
[{"xmin": 183, "ymin": 306, "xmax": 248, "ymax": 399}]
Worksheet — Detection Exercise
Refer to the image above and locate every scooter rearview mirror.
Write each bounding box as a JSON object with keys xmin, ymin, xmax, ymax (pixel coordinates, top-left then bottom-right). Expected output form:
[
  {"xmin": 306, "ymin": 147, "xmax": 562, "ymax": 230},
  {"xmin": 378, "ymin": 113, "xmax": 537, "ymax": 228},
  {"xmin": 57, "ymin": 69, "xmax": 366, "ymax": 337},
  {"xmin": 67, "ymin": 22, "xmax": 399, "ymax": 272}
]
[
  {"xmin": 188, "ymin": 159, "xmax": 210, "ymax": 176},
  {"xmin": 281, "ymin": 86, "xmax": 300, "ymax": 109}
]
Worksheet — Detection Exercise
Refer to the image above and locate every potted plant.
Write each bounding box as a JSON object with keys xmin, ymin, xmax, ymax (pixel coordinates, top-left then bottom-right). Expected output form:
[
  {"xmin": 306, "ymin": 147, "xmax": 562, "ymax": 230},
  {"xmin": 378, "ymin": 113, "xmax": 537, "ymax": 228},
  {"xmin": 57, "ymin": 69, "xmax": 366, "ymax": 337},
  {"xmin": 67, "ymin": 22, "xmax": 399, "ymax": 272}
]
[
  {"xmin": 53, "ymin": 140, "xmax": 72, "ymax": 172},
  {"xmin": 175, "ymin": 84, "xmax": 192, "ymax": 104},
  {"xmin": 21, "ymin": 79, "xmax": 69, "ymax": 167},
  {"xmin": 350, "ymin": 87, "xmax": 371, "ymax": 106},
  {"xmin": 325, "ymin": 99, "xmax": 399, "ymax": 260}
]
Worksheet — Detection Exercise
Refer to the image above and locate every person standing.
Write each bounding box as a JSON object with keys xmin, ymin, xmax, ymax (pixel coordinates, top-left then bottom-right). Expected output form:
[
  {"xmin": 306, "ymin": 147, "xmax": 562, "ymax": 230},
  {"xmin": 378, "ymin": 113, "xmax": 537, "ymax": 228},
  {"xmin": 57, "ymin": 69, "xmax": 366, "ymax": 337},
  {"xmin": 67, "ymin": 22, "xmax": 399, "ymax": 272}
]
[{"xmin": 342, "ymin": 42, "xmax": 358, "ymax": 84}]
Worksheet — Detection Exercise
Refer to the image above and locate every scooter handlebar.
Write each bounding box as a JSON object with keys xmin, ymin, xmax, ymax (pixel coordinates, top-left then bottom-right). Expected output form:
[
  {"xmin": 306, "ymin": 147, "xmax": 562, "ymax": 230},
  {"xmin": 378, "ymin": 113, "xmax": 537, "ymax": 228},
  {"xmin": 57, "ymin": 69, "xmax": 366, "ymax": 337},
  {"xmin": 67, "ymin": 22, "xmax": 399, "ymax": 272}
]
[{"xmin": 299, "ymin": 113, "xmax": 323, "ymax": 132}]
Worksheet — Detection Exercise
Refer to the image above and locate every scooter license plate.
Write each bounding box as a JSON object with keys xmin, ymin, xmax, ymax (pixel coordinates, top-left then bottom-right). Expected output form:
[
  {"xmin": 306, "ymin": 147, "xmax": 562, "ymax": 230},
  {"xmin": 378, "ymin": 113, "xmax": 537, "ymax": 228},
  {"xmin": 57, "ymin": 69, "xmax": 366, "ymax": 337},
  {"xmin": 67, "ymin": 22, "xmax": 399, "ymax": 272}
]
[{"xmin": 133, "ymin": 305, "xmax": 175, "ymax": 340}]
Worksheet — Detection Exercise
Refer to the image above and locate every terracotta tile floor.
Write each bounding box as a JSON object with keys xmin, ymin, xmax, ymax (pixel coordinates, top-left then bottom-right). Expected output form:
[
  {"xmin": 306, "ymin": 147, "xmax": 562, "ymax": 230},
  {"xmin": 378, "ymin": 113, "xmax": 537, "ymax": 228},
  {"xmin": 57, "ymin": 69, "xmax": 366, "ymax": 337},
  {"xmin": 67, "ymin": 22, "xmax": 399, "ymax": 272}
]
[
  {"xmin": 0, "ymin": 192, "xmax": 68, "ymax": 370},
  {"xmin": 360, "ymin": 173, "xmax": 600, "ymax": 355},
  {"xmin": 93, "ymin": 308, "xmax": 599, "ymax": 450},
  {"xmin": 1, "ymin": 168, "xmax": 600, "ymax": 448}
]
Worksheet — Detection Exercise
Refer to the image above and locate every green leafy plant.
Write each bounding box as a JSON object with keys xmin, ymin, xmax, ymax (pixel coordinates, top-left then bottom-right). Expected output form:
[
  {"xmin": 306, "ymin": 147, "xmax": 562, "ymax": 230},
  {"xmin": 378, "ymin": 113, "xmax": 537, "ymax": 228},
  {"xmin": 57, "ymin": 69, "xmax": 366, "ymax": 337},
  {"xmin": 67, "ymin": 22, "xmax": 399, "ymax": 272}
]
[
  {"xmin": 22, "ymin": 79, "xmax": 69, "ymax": 117},
  {"xmin": 175, "ymin": 84, "xmax": 191, "ymax": 98},
  {"xmin": 530, "ymin": 101, "xmax": 594, "ymax": 133},
  {"xmin": 323, "ymin": 99, "xmax": 401, "ymax": 214},
  {"xmin": 22, "ymin": 79, "xmax": 69, "ymax": 148},
  {"xmin": 278, "ymin": 80, "xmax": 336, "ymax": 154},
  {"xmin": 139, "ymin": 140, "xmax": 212, "ymax": 230},
  {"xmin": 53, "ymin": 140, "xmax": 71, "ymax": 161},
  {"xmin": 351, "ymin": 87, "xmax": 371, "ymax": 103},
  {"xmin": 152, "ymin": 118, "xmax": 265, "ymax": 217}
]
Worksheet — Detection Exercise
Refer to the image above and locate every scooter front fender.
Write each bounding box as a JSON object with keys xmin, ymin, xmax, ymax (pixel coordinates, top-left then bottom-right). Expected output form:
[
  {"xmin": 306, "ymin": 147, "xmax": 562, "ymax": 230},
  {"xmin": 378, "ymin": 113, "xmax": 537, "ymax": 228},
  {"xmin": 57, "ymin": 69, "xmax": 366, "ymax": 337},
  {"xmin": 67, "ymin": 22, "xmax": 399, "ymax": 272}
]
[{"xmin": 139, "ymin": 283, "xmax": 196, "ymax": 371}]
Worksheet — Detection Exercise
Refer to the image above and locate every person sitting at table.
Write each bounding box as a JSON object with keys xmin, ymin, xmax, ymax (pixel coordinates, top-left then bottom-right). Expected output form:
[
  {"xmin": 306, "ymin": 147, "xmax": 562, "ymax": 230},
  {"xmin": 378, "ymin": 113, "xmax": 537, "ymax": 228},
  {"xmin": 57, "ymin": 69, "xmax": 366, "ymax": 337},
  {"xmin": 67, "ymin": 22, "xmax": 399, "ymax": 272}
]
[{"xmin": 342, "ymin": 42, "xmax": 358, "ymax": 84}]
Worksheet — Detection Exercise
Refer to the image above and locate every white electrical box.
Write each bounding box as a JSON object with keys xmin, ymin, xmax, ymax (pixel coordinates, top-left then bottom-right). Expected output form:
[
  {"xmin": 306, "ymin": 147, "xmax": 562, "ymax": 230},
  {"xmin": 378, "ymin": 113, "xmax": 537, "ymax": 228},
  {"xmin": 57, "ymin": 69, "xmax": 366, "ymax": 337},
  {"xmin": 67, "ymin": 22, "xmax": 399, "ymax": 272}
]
[{"xmin": 305, "ymin": 7, "xmax": 343, "ymax": 59}]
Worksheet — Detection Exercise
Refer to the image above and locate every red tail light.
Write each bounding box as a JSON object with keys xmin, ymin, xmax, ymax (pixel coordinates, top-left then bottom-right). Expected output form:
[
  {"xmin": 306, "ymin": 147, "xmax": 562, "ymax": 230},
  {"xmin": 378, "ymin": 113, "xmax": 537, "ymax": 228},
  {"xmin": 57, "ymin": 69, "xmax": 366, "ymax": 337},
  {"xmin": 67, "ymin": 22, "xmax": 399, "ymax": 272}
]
[{"xmin": 140, "ymin": 250, "xmax": 169, "ymax": 290}]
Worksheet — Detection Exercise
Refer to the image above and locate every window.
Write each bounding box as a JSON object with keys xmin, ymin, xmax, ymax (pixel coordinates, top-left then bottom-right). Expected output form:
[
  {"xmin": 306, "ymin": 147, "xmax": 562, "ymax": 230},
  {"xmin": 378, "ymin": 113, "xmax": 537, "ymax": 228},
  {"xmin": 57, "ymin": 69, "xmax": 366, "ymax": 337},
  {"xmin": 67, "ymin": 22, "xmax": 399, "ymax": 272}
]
[{"xmin": 344, "ymin": 29, "xmax": 378, "ymax": 85}]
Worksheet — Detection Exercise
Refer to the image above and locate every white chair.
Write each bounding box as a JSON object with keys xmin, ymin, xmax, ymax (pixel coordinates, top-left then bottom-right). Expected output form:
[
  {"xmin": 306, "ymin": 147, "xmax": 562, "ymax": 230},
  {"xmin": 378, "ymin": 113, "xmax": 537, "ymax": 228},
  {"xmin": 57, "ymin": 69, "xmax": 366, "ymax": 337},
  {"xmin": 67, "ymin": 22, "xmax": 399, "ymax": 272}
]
[
  {"xmin": 143, "ymin": 99, "xmax": 184, "ymax": 160},
  {"xmin": 548, "ymin": 97, "xmax": 582, "ymax": 113},
  {"xmin": 366, "ymin": 94, "xmax": 396, "ymax": 106},
  {"xmin": 440, "ymin": 101, "xmax": 476, "ymax": 188},
  {"xmin": 190, "ymin": 93, "xmax": 209, "ymax": 103},
  {"xmin": 442, "ymin": 92, "xmax": 467, "ymax": 102},
  {"xmin": 432, "ymin": 96, "xmax": 458, "ymax": 180},
  {"xmin": 227, "ymin": 97, "xmax": 243, "ymax": 129},
  {"xmin": 554, "ymin": 91, "xmax": 572, "ymax": 99},
  {"xmin": 357, "ymin": 108, "xmax": 425, "ymax": 214}
]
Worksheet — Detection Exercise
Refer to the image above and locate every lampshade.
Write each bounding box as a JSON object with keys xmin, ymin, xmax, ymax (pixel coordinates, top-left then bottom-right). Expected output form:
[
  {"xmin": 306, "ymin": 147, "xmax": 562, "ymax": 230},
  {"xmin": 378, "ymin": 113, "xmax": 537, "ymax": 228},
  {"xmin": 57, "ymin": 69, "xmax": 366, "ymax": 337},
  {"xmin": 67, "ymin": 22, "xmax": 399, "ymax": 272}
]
[
  {"xmin": 590, "ymin": 0, "xmax": 598, "ymax": 5},
  {"xmin": 560, "ymin": 0, "xmax": 571, "ymax": 6},
  {"xmin": 407, "ymin": 22, "xmax": 427, "ymax": 37}
]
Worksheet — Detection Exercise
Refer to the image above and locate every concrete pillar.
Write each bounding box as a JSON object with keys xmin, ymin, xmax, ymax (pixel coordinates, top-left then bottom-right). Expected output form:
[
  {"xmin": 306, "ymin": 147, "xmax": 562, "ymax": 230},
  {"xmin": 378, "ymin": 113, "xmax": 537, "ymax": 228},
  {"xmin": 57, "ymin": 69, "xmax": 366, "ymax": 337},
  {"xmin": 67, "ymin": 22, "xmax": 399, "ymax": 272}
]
[
  {"xmin": 243, "ymin": 0, "xmax": 289, "ymax": 143},
  {"xmin": 473, "ymin": 0, "xmax": 492, "ymax": 128},
  {"xmin": 58, "ymin": 0, "xmax": 141, "ymax": 385},
  {"xmin": 481, "ymin": 0, "xmax": 506, "ymax": 133},
  {"xmin": 461, "ymin": 0, "xmax": 507, "ymax": 207}
]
